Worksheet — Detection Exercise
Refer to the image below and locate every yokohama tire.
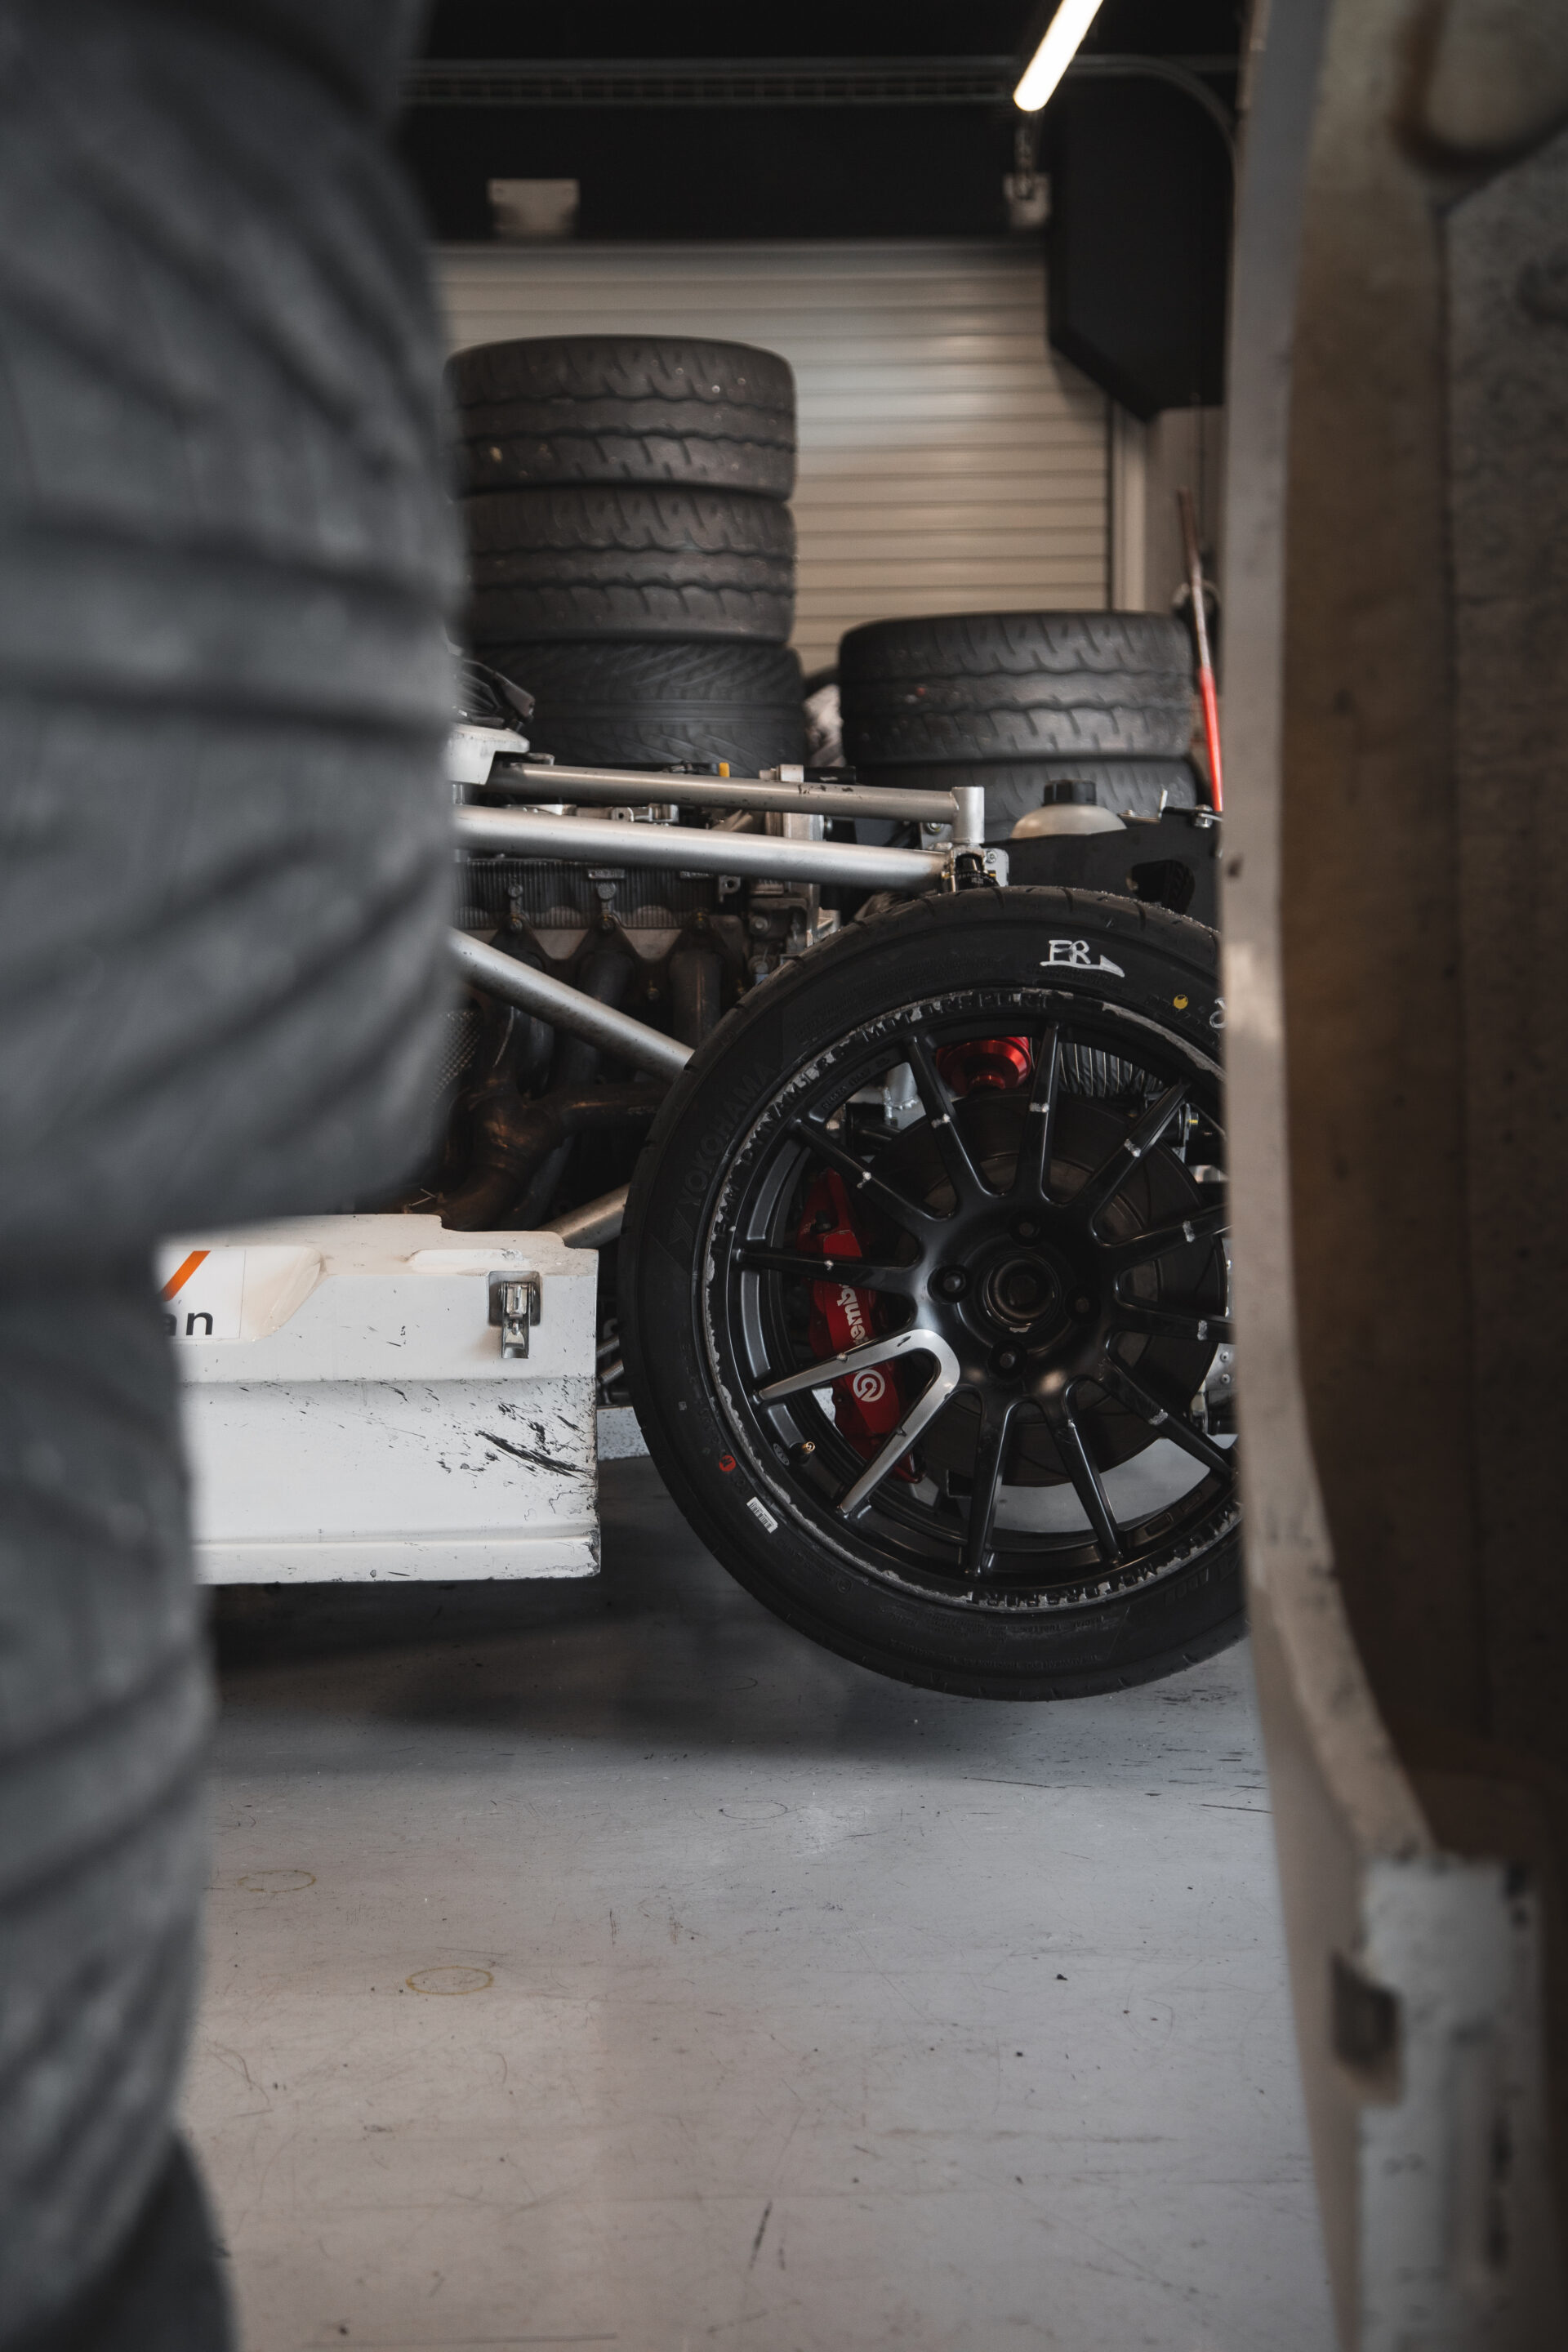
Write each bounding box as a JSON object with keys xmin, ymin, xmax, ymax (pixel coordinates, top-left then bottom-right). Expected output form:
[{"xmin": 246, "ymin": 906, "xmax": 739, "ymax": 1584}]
[
  {"xmin": 484, "ymin": 640, "xmax": 807, "ymax": 773},
  {"xmin": 0, "ymin": 6, "xmax": 452, "ymax": 2342},
  {"xmin": 840, "ymin": 612, "xmax": 1196, "ymax": 765},
  {"xmin": 621, "ymin": 889, "xmax": 1241, "ymax": 1700},
  {"xmin": 448, "ymin": 335, "xmax": 796, "ymax": 499},
  {"xmin": 464, "ymin": 486, "xmax": 795, "ymax": 645}
]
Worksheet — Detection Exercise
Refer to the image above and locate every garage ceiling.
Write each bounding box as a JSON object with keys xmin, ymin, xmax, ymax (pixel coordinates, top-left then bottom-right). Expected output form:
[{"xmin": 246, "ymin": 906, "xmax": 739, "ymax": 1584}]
[{"xmin": 401, "ymin": 0, "xmax": 1241, "ymax": 243}]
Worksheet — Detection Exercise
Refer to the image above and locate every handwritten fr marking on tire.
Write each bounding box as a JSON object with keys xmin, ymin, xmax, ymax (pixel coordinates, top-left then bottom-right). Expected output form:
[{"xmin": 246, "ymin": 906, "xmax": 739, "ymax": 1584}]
[{"xmin": 1042, "ymin": 941, "xmax": 1125, "ymax": 977}]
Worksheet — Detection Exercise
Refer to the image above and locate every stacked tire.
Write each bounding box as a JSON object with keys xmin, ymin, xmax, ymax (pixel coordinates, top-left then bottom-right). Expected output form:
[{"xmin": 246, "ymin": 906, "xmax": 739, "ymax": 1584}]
[
  {"xmin": 838, "ymin": 611, "xmax": 1201, "ymax": 840},
  {"xmin": 448, "ymin": 336, "xmax": 807, "ymax": 775}
]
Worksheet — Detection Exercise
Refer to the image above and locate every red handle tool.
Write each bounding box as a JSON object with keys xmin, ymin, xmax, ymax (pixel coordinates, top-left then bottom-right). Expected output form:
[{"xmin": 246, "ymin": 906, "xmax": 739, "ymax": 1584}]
[{"xmin": 1178, "ymin": 487, "xmax": 1223, "ymax": 815}]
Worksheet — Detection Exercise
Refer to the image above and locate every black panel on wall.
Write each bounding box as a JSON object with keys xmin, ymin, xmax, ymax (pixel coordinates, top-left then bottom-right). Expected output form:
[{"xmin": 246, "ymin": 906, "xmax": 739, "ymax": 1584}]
[{"xmin": 1045, "ymin": 76, "xmax": 1230, "ymax": 417}]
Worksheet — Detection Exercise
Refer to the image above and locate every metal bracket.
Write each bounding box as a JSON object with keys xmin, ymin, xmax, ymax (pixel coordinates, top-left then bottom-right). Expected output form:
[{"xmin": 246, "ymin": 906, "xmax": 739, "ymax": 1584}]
[
  {"xmin": 943, "ymin": 844, "xmax": 1010, "ymax": 891},
  {"xmin": 488, "ymin": 1272, "xmax": 541, "ymax": 1357}
]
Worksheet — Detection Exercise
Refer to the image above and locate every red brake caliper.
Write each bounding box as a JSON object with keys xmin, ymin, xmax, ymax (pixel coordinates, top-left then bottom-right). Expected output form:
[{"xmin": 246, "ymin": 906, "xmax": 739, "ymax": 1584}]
[
  {"xmin": 795, "ymin": 1041, "xmax": 1034, "ymax": 1476},
  {"xmin": 934, "ymin": 1036, "xmax": 1033, "ymax": 1096},
  {"xmin": 796, "ymin": 1169, "xmax": 912, "ymax": 1472}
]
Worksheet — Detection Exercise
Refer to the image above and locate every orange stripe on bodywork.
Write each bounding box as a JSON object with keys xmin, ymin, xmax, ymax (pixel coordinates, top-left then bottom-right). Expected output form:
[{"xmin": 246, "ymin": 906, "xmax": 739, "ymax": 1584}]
[{"xmin": 158, "ymin": 1249, "xmax": 209, "ymax": 1303}]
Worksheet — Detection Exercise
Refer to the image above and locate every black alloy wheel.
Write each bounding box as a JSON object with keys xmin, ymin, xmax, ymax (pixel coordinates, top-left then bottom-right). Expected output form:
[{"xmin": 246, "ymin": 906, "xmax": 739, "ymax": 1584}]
[{"xmin": 620, "ymin": 889, "xmax": 1241, "ymax": 1698}]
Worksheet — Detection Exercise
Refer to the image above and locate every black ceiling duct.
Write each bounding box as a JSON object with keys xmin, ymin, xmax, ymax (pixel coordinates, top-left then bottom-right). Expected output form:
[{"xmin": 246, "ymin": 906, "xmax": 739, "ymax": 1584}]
[{"xmin": 1045, "ymin": 73, "xmax": 1230, "ymax": 417}]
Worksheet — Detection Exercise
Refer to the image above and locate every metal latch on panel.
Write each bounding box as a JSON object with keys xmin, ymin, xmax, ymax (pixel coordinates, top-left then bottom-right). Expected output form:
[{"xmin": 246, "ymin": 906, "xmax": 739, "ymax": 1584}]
[{"xmin": 488, "ymin": 1272, "xmax": 541, "ymax": 1358}]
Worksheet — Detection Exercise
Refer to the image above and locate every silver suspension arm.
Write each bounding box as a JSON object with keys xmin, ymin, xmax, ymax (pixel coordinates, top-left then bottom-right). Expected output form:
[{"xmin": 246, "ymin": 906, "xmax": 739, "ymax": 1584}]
[
  {"xmin": 483, "ymin": 761, "xmax": 981, "ymax": 833},
  {"xmin": 454, "ymin": 803, "xmax": 949, "ymax": 889}
]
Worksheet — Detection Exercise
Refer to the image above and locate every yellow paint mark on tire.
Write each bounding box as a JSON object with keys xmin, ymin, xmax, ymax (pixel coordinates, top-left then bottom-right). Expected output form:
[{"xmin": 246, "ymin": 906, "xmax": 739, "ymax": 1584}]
[{"xmin": 406, "ymin": 1967, "xmax": 493, "ymax": 1995}]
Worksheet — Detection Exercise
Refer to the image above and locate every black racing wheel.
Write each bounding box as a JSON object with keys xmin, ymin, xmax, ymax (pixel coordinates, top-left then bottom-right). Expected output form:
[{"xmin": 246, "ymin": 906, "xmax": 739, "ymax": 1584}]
[{"xmin": 619, "ymin": 888, "xmax": 1240, "ymax": 1698}]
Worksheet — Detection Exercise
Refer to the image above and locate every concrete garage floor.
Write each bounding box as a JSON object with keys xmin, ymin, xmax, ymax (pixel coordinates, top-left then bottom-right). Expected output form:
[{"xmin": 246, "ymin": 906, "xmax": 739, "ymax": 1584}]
[{"xmin": 185, "ymin": 1459, "xmax": 1336, "ymax": 2352}]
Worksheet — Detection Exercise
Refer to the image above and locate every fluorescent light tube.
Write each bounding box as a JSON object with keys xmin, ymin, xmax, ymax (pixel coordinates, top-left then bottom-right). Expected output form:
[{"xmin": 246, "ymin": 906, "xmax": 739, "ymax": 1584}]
[{"xmin": 1013, "ymin": 0, "xmax": 1108, "ymax": 112}]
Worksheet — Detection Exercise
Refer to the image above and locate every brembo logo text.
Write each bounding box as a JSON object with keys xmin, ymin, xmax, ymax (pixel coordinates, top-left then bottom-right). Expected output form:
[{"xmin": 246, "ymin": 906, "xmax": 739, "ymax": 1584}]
[{"xmin": 837, "ymin": 1284, "xmax": 869, "ymax": 1344}]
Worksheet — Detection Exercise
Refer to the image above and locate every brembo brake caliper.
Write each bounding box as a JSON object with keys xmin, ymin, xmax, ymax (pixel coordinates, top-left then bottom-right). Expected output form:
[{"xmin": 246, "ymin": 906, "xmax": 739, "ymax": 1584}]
[
  {"xmin": 934, "ymin": 1036, "xmax": 1031, "ymax": 1094},
  {"xmin": 796, "ymin": 1169, "xmax": 912, "ymax": 1472},
  {"xmin": 795, "ymin": 1031, "xmax": 1035, "ymax": 1472}
]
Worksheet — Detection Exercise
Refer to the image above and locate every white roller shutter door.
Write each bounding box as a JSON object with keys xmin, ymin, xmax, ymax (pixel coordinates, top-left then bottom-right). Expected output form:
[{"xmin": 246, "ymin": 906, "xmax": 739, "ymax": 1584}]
[{"xmin": 436, "ymin": 240, "xmax": 1110, "ymax": 674}]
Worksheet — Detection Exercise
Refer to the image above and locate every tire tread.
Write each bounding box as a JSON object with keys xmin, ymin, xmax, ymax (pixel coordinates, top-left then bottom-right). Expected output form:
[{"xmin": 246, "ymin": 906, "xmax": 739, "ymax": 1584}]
[
  {"xmin": 465, "ymin": 485, "xmax": 794, "ymax": 645},
  {"xmin": 448, "ymin": 334, "xmax": 795, "ymax": 497},
  {"xmin": 840, "ymin": 610, "xmax": 1194, "ymax": 764},
  {"xmin": 485, "ymin": 637, "xmax": 806, "ymax": 771}
]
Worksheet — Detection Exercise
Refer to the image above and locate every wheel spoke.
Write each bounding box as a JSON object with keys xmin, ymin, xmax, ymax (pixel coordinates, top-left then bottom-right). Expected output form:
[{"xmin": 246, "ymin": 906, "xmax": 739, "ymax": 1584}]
[
  {"xmin": 755, "ymin": 1323, "xmax": 956, "ymax": 1407},
  {"xmin": 790, "ymin": 1120, "xmax": 939, "ymax": 1234},
  {"xmin": 1010, "ymin": 1024, "xmax": 1062, "ymax": 1202},
  {"xmin": 836, "ymin": 1343, "xmax": 964, "ymax": 1517},
  {"xmin": 902, "ymin": 1030, "xmax": 991, "ymax": 1205},
  {"xmin": 1102, "ymin": 1200, "xmax": 1229, "ymax": 1272},
  {"xmin": 735, "ymin": 1245, "xmax": 915, "ymax": 1296},
  {"xmin": 964, "ymin": 1392, "xmax": 1024, "ymax": 1575},
  {"xmin": 1113, "ymin": 1302, "xmax": 1232, "ymax": 1346},
  {"xmin": 1070, "ymin": 1081, "xmax": 1189, "ymax": 1230},
  {"xmin": 1095, "ymin": 1360, "xmax": 1233, "ymax": 1477},
  {"xmin": 1046, "ymin": 1390, "xmax": 1123, "ymax": 1562}
]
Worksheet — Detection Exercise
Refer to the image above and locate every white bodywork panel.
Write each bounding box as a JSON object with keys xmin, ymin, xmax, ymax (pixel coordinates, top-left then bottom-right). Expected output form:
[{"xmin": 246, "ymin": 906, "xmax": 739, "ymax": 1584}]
[
  {"xmin": 445, "ymin": 719, "xmax": 530, "ymax": 785},
  {"xmin": 163, "ymin": 1217, "xmax": 599, "ymax": 1584}
]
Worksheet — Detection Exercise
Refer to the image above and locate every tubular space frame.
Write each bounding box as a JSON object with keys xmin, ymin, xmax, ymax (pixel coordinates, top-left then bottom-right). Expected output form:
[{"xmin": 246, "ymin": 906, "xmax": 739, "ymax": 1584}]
[
  {"xmin": 455, "ymin": 803, "xmax": 952, "ymax": 890},
  {"xmin": 481, "ymin": 761, "xmax": 972, "ymax": 829},
  {"xmin": 450, "ymin": 763, "xmax": 982, "ymax": 1246}
]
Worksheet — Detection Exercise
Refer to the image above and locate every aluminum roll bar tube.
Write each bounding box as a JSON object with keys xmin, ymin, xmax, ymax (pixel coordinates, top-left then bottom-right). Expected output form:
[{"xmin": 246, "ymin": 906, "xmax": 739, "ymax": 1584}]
[
  {"xmin": 483, "ymin": 762, "xmax": 983, "ymax": 834},
  {"xmin": 449, "ymin": 931, "xmax": 693, "ymax": 1084},
  {"xmin": 545, "ymin": 1183, "xmax": 632, "ymax": 1250},
  {"xmin": 454, "ymin": 804, "xmax": 951, "ymax": 889}
]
